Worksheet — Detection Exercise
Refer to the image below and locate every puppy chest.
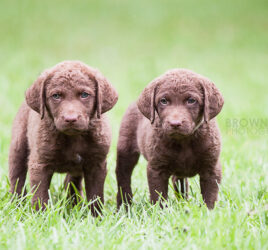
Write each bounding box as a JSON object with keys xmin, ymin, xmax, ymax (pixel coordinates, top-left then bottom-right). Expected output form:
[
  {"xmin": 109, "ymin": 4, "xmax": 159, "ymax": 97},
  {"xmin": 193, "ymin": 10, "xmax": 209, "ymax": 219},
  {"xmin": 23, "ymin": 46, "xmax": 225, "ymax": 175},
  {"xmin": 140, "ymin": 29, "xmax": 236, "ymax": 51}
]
[
  {"xmin": 172, "ymin": 159, "xmax": 197, "ymax": 177},
  {"xmin": 50, "ymin": 140, "xmax": 87, "ymax": 173},
  {"xmin": 53, "ymin": 152, "xmax": 84, "ymax": 173},
  {"xmin": 156, "ymin": 146, "xmax": 198, "ymax": 177}
]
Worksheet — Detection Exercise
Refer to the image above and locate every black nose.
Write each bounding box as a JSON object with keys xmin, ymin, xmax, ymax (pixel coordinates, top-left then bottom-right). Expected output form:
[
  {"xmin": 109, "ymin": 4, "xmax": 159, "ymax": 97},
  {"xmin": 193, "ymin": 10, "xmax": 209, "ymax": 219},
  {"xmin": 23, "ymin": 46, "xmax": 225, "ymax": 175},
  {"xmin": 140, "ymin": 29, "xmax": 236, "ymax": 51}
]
[
  {"xmin": 169, "ymin": 120, "xmax": 182, "ymax": 128},
  {"xmin": 64, "ymin": 115, "xmax": 78, "ymax": 123}
]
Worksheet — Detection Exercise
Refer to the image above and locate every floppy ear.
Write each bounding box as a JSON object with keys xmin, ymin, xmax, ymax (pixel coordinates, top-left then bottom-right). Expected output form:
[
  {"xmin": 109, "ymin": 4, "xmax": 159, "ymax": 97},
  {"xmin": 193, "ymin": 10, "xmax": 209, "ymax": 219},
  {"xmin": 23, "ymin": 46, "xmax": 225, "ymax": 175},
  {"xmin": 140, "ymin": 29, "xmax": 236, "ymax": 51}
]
[
  {"xmin": 25, "ymin": 71, "xmax": 51, "ymax": 119},
  {"xmin": 137, "ymin": 80, "xmax": 159, "ymax": 124},
  {"xmin": 94, "ymin": 72, "xmax": 118, "ymax": 116},
  {"xmin": 201, "ymin": 79, "xmax": 224, "ymax": 122},
  {"xmin": 82, "ymin": 65, "xmax": 118, "ymax": 118}
]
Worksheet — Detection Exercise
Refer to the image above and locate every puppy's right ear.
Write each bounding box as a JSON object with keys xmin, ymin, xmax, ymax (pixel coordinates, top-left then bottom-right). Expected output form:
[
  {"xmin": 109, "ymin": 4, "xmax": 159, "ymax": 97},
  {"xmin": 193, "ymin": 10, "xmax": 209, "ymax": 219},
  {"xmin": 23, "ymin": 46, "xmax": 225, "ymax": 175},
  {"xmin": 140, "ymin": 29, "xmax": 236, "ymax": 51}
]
[
  {"xmin": 25, "ymin": 71, "xmax": 50, "ymax": 119},
  {"xmin": 137, "ymin": 81, "xmax": 159, "ymax": 124}
]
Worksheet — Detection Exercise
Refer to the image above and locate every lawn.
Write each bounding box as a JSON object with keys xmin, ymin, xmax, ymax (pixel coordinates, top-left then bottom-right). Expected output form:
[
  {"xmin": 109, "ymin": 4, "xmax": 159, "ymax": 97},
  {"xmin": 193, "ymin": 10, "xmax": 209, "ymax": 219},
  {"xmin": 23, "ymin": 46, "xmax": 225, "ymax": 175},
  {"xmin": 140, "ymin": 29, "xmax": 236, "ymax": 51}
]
[{"xmin": 0, "ymin": 0, "xmax": 267, "ymax": 249}]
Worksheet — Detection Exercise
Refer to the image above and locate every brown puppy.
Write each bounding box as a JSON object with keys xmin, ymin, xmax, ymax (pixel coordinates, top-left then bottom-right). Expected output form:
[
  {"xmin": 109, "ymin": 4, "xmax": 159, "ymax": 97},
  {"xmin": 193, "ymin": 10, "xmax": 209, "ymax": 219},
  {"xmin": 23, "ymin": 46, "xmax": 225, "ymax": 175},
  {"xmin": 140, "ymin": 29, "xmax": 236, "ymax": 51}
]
[
  {"xmin": 9, "ymin": 61, "xmax": 118, "ymax": 215},
  {"xmin": 116, "ymin": 69, "xmax": 224, "ymax": 209}
]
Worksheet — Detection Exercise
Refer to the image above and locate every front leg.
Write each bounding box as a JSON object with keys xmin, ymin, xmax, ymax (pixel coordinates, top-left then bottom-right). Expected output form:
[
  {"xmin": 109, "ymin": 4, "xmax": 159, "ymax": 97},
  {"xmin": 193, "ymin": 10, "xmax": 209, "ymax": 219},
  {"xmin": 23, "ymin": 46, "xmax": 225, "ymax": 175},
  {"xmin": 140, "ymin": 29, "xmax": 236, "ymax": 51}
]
[
  {"xmin": 200, "ymin": 163, "xmax": 222, "ymax": 209},
  {"xmin": 147, "ymin": 165, "xmax": 170, "ymax": 206},
  {"xmin": 83, "ymin": 160, "xmax": 107, "ymax": 216},
  {"xmin": 29, "ymin": 164, "xmax": 53, "ymax": 210}
]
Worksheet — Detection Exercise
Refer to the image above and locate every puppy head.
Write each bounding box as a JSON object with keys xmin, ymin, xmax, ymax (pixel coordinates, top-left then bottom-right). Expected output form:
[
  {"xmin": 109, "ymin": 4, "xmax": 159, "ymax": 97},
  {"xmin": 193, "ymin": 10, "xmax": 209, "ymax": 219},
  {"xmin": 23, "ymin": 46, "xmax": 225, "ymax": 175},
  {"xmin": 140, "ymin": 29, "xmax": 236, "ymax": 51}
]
[
  {"xmin": 137, "ymin": 69, "xmax": 224, "ymax": 138},
  {"xmin": 26, "ymin": 61, "xmax": 118, "ymax": 135}
]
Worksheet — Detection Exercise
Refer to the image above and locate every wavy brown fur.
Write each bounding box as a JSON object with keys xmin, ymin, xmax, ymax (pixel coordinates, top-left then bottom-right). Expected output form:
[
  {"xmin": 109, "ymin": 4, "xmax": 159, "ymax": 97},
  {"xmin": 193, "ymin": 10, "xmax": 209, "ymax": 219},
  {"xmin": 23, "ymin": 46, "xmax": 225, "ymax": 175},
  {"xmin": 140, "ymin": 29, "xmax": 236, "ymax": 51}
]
[
  {"xmin": 9, "ymin": 61, "xmax": 118, "ymax": 215},
  {"xmin": 116, "ymin": 69, "xmax": 224, "ymax": 209}
]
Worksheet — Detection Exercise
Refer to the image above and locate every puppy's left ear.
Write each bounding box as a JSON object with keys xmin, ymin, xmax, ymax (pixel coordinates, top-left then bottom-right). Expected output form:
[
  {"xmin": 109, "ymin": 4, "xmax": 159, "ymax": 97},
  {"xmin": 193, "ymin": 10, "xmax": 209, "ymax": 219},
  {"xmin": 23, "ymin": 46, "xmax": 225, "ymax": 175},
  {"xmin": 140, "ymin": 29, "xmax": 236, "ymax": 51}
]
[
  {"xmin": 82, "ymin": 65, "xmax": 118, "ymax": 118},
  {"xmin": 92, "ymin": 71, "xmax": 118, "ymax": 118},
  {"xmin": 202, "ymin": 79, "xmax": 224, "ymax": 122}
]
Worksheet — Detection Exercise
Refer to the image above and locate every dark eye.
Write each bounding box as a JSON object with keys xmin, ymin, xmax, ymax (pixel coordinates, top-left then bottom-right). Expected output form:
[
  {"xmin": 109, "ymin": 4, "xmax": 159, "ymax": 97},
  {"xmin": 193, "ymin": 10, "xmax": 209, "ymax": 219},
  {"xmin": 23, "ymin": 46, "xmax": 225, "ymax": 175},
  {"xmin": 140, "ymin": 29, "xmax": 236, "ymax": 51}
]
[
  {"xmin": 81, "ymin": 92, "xmax": 90, "ymax": 99},
  {"xmin": 52, "ymin": 93, "xmax": 61, "ymax": 100},
  {"xmin": 160, "ymin": 98, "xmax": 168, "ymax": 105},
  {"xmin": 187, "ymin": 97, "xmax": 197, "ymax": 105}
]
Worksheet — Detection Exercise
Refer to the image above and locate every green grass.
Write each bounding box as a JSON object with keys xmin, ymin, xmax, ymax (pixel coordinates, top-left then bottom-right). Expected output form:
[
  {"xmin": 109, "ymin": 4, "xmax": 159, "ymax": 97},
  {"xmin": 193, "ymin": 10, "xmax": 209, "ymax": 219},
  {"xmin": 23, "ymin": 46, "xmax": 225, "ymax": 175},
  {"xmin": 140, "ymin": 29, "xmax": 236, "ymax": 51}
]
[{"xmin": 0, "ymin": 0, "xmax": 267, "ymax": 249}]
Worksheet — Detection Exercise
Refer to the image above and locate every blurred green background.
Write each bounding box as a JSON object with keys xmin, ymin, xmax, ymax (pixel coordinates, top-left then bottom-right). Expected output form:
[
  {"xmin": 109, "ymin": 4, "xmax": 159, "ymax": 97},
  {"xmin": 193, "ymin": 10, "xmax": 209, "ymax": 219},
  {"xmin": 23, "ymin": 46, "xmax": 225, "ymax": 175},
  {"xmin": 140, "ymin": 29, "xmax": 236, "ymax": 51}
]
[{"xmin": 0, "ymin": 0, "xmax": 267, "ymax": 249}]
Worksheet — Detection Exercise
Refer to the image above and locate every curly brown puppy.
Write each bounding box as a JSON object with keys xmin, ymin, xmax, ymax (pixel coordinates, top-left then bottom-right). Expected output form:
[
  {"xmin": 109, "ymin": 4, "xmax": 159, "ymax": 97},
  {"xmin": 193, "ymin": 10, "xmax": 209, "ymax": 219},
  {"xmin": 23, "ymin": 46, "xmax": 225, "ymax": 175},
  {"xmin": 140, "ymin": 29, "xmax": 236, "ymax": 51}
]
[
  {"xmin": 9, "ymin": 61, "xmax": 118, "ymax": 215},
  {"xmin": 116, "ymin": 69, "xmax": 224, "ymax": 209}
]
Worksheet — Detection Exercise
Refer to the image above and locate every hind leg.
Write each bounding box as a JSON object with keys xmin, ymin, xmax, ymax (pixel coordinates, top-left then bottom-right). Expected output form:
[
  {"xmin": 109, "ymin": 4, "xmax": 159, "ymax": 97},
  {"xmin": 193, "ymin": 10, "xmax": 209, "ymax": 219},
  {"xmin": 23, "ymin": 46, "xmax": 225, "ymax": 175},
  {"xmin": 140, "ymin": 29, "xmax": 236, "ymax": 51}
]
[
  {"xmin": 116, "ymin": 149, "xmax": 140, "ymax": 208},
  {"xmin": 116, "ymin": 104, "xmax": 141, "ymax": 209},
  {"xmin": 9, "ymin": 105, "xmax": 29, "ymax": 196},
  {"xmin": 64, "ymin": 174, "xmax": 83, "ymax": 204},
  {"xmin": 172, "ymin": 176, "xmax": 189, "ymax": 199},
  {"xmin": 9, "ymin": 145, "xmax": 28, "ymax": 196}
]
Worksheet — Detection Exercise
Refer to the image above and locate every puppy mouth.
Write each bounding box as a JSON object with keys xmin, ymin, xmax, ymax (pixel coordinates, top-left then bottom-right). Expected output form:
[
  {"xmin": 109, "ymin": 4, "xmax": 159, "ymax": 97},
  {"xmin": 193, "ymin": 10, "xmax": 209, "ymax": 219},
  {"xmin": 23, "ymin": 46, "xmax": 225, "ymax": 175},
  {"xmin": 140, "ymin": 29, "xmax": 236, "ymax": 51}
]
[
  {"xmin": 58, "ymin": 125, "xmax": 88, "ymax": 135},
  {"xmin": 166, "ymin": 127, "xmax": 191, "ymax": 138},
  {"xmin": 61, "ymin": 128, "xmax": 83, "ymax": 135},
  {"xmin": 168, "ymin": 131, "xmax": 189, "ymax": 139}
]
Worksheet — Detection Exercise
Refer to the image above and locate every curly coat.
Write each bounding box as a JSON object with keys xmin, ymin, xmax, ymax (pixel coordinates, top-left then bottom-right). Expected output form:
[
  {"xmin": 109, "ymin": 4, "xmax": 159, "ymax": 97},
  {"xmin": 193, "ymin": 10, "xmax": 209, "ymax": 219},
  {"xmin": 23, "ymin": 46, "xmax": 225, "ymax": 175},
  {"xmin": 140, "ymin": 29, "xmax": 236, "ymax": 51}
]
[
  {"xmin": 116, "ymin": 69, "xmax": 224, "ymax": 209},
  {"xmin": 9, "ymin": 61, "xmax": 118, "ymax": 215}
]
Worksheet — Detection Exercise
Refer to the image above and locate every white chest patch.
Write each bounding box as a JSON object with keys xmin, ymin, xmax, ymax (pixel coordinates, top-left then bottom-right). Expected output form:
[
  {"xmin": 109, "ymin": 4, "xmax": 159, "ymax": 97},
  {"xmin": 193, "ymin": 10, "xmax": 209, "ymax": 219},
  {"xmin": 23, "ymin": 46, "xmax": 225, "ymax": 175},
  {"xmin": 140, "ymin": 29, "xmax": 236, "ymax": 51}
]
[{"xmin": 74, "ymin": 154, "xmax": 83, "ymax": 164}]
